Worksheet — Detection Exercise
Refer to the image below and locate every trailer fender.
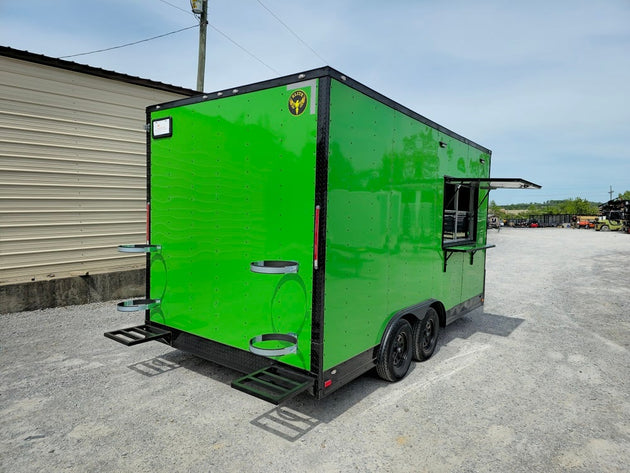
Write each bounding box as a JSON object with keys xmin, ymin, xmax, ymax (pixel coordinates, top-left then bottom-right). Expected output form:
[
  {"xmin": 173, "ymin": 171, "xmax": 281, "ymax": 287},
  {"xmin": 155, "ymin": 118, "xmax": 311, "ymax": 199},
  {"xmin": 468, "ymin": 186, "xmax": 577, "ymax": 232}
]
[{"xmin": 377, "ymin": 299, "xmax": 442, "ymax": 357}]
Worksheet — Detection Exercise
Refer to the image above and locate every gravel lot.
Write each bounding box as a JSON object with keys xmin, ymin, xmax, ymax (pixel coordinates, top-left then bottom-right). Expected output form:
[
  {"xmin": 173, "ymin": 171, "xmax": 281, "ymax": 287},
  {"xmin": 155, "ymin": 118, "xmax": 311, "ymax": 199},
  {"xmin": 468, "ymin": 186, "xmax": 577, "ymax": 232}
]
[{"xmin": 1, "ymin": 228, "xmax": 629, "ymax": 472}]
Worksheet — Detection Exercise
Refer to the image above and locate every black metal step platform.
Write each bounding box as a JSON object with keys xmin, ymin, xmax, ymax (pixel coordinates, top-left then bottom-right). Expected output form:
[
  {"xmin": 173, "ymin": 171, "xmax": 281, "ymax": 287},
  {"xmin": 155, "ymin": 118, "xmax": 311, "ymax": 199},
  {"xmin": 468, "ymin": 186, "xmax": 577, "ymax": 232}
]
[
  {"xmin": 104, "ymin": 324, "xmax": 171, "ymax": 346},
  {"xmin": 231, "ymin": 366, "xmax": 314, "ymax": 405}
]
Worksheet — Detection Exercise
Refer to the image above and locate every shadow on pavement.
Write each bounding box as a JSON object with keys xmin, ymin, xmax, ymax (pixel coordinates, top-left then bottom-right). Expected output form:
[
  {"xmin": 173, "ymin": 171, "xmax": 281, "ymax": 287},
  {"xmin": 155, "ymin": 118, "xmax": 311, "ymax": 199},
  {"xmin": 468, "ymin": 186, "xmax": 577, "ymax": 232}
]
[
  {"xmin": 125, "ymin": 309, "xmax": 524, "ymax": 442},
  {"xmin": 440, "ymin": 310, "xmax": 525, "ymax": 344}
]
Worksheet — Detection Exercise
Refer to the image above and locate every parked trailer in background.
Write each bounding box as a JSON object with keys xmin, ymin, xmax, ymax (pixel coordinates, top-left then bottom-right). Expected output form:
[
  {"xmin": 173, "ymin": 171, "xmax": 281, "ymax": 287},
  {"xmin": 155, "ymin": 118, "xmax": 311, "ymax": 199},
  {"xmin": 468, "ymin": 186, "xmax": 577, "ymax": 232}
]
[
  {"xmin": 529, "ymin": 214, "xmax": 573, "ymax": 228},
  {"xmin": 105, "ymin": 68, "xmax": 540, "ymax": 404}
]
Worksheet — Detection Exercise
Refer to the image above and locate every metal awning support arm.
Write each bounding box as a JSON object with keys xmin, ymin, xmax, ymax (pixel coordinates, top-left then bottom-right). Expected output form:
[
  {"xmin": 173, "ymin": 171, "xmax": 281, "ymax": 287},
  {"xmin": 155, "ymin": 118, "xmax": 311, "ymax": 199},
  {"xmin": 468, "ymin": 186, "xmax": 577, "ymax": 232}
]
[
  {"xmin": 444, "ymin": 183, "xmax": 462, "ymax": 209},
  {"xmin": 478, "ymin": 188, "xmax": 491, "ymax": 210},
  {"xmin": 443, "ymin": 244, "xmax": 496, "ymax": 272}
]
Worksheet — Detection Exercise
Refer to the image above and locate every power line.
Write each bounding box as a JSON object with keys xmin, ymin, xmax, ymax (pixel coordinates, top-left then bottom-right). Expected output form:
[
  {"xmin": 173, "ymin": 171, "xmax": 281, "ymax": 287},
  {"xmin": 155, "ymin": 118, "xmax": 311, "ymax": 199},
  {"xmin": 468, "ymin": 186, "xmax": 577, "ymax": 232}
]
[
  {"xmin": 157, "ymin": 0, "xmax": 195, "ymax": 16},
  {"xmin": 255, "ymin": 0, "xmax": 328, "ymax": 65},
  {"xmin": 59, "ymin": 24, "xmax": 199, "ymax": 59},
  {"xmin": 58, "ymin": 3, "xmax": 281, "ymax": 76},
  {"xmin": 156, "ymin": 1, "xmax": 279, "ymax": 75},
  {"xmin": 208, "ymin": 22, "xmax": 280, "ymax": 75}
]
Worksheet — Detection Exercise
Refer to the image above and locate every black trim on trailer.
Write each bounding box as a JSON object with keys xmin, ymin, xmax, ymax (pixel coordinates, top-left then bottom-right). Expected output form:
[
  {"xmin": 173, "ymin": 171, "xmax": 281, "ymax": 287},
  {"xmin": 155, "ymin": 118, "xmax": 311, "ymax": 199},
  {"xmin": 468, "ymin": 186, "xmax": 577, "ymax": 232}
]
[
  {"xmin": 317, "ymin": 345, "xmax": 378, "ymax": 398},
  {"xmin": 146, "ymin": 67, "xmax": 490, "ymax": 155},
  {"xmin": 484, "ymin": 157, "xmax": 493, "ymax": 300},
  {"xmin": 445, "ymin": 294, "xmax": 484, "ymax": 325},
  {"xmin": 149, "ymin": 321, "xmax": 314, "ymax": 380},
  {"xmin": 311, "ymin": 76, "xmax": 331, "ymax": 391},
  {"xmin": 147, "ymin": 69, "xmax": 330, "ymax": 113},
  {"xmin": 145, "ymin": 109, "xmax": 152, "ymax": 325}
]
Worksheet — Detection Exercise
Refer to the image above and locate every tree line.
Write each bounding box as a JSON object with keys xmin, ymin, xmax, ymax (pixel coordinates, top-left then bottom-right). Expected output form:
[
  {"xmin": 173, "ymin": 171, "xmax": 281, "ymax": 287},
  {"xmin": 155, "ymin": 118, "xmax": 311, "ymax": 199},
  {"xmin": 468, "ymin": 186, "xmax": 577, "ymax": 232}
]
[{"xmin": 490, "ymin": 190, "xmax": 630, "ymax": 220}]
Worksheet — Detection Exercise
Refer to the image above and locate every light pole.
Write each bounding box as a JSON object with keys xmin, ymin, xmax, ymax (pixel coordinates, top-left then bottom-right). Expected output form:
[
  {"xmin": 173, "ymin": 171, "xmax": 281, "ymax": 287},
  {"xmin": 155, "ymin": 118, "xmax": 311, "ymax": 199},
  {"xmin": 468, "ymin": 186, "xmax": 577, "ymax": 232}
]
[{"xmin": 191, "ymin": 0, "xmax": 208, "ymax": 92}]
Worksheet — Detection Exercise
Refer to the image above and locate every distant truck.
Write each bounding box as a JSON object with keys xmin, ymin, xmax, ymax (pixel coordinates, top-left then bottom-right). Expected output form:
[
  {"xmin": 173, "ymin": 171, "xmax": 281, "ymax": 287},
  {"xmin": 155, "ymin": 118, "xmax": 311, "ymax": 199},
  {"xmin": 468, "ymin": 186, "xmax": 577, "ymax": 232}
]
[{"xmin": 104, "ymin": 67, "xmax": 539, "ymax": 403}]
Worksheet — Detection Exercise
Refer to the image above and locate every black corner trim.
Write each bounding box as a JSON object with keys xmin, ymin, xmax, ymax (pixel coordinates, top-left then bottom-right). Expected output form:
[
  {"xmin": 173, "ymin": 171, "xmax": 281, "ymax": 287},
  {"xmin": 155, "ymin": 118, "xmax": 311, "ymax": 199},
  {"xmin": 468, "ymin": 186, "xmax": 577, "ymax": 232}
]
[{"xmin": 311, "ymin": 75, "xmax": 332, "ymax": 384}]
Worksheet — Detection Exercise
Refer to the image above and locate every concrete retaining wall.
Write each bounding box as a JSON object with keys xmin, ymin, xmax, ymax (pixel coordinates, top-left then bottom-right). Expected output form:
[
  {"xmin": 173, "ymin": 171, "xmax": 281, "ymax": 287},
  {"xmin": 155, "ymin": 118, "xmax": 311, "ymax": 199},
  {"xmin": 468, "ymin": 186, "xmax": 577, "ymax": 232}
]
[{"xmin": 0, "ymin": 269, "xmax": 144, "ymax": 313}]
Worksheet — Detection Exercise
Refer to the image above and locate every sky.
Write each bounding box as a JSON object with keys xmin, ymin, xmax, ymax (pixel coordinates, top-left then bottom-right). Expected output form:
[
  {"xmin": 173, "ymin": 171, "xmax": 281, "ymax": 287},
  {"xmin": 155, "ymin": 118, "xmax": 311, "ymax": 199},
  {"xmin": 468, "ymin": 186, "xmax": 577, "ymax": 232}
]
[{"xmin": 1, "ymin": 0, "xmax": 629, "ymax": 205}]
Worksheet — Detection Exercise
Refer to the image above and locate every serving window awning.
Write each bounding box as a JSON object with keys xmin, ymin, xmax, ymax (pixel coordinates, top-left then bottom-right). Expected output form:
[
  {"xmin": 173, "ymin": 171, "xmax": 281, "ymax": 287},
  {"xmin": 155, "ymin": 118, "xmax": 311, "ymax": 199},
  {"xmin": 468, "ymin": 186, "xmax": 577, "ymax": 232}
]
[
  {"xmin": 445, "ymin": 177, "xmax": 541, "ymax": 190},
  {"xmin": 445, "ymin": 177, "xmax": 541, "ymax": 210}
]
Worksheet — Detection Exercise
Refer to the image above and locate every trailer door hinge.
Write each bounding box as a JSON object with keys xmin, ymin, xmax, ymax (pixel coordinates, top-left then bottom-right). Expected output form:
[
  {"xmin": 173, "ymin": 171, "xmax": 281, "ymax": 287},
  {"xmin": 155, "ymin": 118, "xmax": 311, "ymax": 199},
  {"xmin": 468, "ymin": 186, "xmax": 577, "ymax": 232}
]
[
  {"xmin": 314, "ymin": 205, "xmax": 320, "ymax": 269},
  {"xmin": 144, "ymin": 123, "xmax": 150, "ymax": 132}
]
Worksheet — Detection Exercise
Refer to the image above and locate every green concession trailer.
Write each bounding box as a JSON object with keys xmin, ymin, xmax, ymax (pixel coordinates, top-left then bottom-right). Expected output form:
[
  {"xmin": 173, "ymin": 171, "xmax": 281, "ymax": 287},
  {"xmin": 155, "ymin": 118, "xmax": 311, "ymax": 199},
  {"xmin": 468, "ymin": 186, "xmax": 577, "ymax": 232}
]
[{"xmin": 105, "ymin": 67, "xmax": 539, "ymax": 404}]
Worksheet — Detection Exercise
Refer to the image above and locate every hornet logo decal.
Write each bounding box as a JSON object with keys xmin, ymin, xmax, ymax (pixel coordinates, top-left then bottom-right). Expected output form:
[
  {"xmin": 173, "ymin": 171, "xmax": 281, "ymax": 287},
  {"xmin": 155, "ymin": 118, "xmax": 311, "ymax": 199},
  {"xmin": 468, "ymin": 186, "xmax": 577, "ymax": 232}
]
[{"xmin": 288, "ymin": 90, "xmax": 308, "ymax": 116}]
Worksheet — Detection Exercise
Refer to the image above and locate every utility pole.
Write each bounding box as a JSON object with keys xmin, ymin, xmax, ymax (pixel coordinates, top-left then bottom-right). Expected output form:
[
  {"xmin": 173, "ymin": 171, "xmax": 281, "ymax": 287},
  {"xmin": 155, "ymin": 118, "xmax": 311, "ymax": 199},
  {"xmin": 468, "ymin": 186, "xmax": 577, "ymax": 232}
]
[
  {"xmin": 609, "ymin": 185, "xmax": 614, "ymax": 201},
  {"xmin": 191, "ymin": 0, "xmax": 208, "ymax": 92}
]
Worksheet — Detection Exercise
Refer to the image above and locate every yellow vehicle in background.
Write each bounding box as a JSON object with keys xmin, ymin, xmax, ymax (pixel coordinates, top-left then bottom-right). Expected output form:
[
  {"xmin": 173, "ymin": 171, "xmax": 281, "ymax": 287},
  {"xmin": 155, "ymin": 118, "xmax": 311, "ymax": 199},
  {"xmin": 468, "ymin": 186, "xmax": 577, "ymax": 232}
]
[
  {"xmin": 595, "ymin": 199, "xmax": 629, "ymax": 232},
  {"xmin": 595, "ymin": 218, "xmax": 624, "ymax": 232}
]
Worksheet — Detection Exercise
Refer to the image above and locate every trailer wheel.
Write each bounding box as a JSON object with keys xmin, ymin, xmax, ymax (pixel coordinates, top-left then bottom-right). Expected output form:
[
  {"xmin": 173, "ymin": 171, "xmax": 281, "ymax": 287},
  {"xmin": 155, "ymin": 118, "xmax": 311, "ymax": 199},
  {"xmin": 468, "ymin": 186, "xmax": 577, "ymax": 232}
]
[
  {"xmin": 412, "ymin": 308, "xmax": 440, "ymax": 361},
  {"xmin": 376, "ymin": 319, "xmax": 413, "ymax": 382}
]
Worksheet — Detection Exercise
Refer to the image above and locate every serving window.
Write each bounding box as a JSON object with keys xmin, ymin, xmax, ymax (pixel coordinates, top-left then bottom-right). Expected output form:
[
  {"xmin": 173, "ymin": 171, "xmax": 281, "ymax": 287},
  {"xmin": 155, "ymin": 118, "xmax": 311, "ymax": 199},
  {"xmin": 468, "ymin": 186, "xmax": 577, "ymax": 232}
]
[{"xmin": 442, "ymin": 180, "xmax": 478, "ymax": 246}]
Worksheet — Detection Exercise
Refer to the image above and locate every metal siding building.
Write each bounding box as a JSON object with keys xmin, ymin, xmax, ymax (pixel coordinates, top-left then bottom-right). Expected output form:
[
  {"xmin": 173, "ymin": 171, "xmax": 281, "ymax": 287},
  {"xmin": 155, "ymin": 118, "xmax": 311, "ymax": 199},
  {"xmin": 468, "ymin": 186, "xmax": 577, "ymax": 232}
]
[{"xmin": 0, "ymin": 47, "xmax": 195, "ymax": 292}]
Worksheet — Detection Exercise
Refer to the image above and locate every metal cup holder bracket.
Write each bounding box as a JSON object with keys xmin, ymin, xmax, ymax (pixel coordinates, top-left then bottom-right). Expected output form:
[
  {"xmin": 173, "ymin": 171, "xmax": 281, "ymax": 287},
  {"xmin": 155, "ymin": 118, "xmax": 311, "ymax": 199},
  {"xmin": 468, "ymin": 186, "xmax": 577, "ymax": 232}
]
[
  {"xmin": 249, "ymin": 333, "xmax": 298, "ymax": 357},
  {"xmin": 118, "ymin": 244, "xmax": 162, "ymax": 253},
  {"xmin": 248, "ymin": 260, "xmax": 300, "ymax": 357},
  {"xmin": 250, "ymin": 260, "xmax": 299, "ymax": 274}
]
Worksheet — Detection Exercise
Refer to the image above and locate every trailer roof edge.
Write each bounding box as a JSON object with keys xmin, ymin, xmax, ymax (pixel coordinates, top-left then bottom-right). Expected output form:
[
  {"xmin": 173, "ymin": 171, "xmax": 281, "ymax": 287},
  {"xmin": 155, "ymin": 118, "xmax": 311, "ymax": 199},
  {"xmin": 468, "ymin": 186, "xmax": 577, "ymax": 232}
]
[{"xmin": 147, "ymin": 67, "xmax": 492, "ymax": 155}]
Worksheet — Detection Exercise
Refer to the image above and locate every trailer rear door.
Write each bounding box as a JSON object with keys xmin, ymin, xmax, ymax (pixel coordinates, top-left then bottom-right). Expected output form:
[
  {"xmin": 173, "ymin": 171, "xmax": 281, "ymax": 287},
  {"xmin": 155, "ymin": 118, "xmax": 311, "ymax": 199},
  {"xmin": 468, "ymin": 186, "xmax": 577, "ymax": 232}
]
[{"xmin": 147, "ymin": 82, "xmax": 319, "ymax": 371}]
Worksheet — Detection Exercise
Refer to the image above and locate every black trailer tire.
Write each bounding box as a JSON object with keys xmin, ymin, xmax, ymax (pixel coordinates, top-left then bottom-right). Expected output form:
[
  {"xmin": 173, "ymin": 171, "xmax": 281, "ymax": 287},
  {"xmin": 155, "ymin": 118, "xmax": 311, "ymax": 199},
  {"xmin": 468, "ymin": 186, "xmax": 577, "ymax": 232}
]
[
  {"xmin": 376, "ymin": 319, "xmax": 413, "ymax": 382},
  {"xmin": 412, "ymin": 308, "xmax": 440, "ymax": 361}
]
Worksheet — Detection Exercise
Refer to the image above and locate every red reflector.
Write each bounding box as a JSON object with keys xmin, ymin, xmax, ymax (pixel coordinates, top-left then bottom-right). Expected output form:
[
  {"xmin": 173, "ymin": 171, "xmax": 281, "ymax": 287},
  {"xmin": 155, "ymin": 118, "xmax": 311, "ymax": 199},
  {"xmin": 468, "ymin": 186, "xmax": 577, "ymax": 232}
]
[{"xmin": 324, "ymin": 379, "xmax": 332, "ymax": 388}]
